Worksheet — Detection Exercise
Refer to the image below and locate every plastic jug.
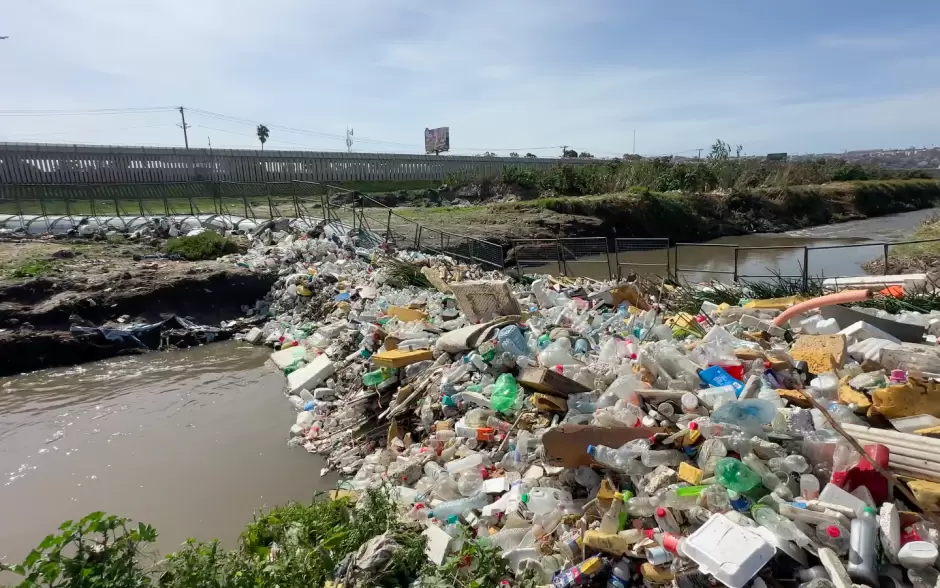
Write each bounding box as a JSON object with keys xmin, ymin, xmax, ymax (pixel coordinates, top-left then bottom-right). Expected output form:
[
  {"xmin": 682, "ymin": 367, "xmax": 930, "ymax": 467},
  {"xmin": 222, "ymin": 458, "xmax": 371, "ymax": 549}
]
[
  {"xmin": 848, "ymin": 507, "xmax": 880, "ymax": 586},
  {"xmin": 497, "ymin": 325, "xmax": 530, "ymax": 358},
  {"xmin": 523, "ymin": 487, "xmax": 572, "ymax": 515}
]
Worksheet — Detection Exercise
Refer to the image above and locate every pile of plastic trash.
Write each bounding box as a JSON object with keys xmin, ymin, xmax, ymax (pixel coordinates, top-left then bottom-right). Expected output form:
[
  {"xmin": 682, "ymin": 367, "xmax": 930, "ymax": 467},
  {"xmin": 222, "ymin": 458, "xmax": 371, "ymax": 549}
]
[{"xmin": 239, "ymin": 227, "xmax": 940, "ymax": 588}]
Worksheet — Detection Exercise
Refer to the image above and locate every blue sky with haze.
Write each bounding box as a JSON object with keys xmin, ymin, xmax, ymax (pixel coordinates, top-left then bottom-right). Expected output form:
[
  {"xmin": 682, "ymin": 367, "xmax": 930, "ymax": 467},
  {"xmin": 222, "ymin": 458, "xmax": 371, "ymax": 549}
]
[{"xmin": 1, "ymin": 0, "xmax": 938, "ymax": 156}]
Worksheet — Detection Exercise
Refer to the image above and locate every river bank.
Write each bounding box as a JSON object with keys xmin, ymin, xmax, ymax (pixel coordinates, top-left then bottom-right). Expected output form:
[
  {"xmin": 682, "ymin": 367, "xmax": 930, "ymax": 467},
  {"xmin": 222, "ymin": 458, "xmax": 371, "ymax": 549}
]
[
  {"xmin": 399, "ymin": 179, "xmax": 940, "ymax": 246},
  {"xmin": 0, "ymin": 238, "xmax": 274, "ymax": 376}
]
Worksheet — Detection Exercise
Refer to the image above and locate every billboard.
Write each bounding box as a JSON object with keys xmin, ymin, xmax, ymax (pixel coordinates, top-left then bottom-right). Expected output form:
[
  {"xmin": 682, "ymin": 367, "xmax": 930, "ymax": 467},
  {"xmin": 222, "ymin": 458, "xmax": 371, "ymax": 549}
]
[{"xmin": 425, "ymin": 127, "xmax": 450, "ymax": 154}]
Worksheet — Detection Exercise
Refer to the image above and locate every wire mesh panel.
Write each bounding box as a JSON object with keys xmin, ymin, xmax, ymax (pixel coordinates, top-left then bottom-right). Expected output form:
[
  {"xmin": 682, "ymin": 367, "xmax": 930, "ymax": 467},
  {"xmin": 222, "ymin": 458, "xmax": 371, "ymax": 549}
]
[
  {"xmin": 560, "ymin": 237, "xmax": 611, "ymax": 279},
  {"xmin": 511, "ymin": 239, "xmax": 562, "ymax": 275},
  {"xmin": 615, "ymin": 238, "xmax": 670, "ymax": 279}
]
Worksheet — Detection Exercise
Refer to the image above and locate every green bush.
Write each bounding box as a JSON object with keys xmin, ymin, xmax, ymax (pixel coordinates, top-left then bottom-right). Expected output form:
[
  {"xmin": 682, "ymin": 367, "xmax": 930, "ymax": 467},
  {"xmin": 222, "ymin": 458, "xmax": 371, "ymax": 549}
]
[
  {"xmin": 2, "ymin": 490, "xmax": 429, "ymax": 588},
  {"xmin": 165, "ymin": 231, "xmax": 239, "ymax": 261}
]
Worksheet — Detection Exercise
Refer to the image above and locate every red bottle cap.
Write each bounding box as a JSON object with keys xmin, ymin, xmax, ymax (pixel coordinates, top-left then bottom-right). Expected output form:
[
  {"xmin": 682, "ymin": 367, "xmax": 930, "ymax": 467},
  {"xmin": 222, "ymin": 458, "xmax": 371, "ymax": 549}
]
[
  {"xmin": 826, "ymin": 525, "xmax": 841, "ymax": 538},
  {"xmin": 688, "ymin": 422, "xmax": 699, "ymax": 430},
  {"xmin": 656, "ymin": 507, "xmax": 666, "ymax": 517},
  {"xmin": 662, "ymin": 532, "xmax": 681, "ymax": 553}
]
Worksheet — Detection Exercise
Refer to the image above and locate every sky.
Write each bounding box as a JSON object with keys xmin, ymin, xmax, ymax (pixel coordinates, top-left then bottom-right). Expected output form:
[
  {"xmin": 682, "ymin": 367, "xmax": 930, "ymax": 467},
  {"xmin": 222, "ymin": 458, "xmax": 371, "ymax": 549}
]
[{"xmin": 0, "ymin": 0, "xmax": 938, "ymax": 157}]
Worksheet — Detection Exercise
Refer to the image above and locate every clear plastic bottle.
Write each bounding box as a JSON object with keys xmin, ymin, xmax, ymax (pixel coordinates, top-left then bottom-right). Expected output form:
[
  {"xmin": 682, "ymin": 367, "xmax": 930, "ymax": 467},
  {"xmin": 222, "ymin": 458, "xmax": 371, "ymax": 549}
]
[
  {"xmin": 587, "ymin": 441, "xmax": 650, "ymax": 474},
  {"xmin": 600, "ymin": 497, "xmax": 624, "ymax": 534},
  {"xmin": 800, "ymin": 474, "xmax": 821, "ymax": 500},
  {"xmin": 751, "ymin": 505, "xmax": 812, "ymax": 548},
  {"xmin": 625, "ymin": 495, "xmax": 661, "ymax": 517},
  {"xmin": 457, "ymin": 468, "xmax": 484, "ymax": 496},
  {"xmin": 641, "ymin": 449, "xmax": 685, "ymax": 467},
  {"xmin": 768, "ymin": 455, "xmax": 809, "ymax": 474},
  {"xmin": 428, "ymin": 493, "xmax": 491, "ymax": 520}
]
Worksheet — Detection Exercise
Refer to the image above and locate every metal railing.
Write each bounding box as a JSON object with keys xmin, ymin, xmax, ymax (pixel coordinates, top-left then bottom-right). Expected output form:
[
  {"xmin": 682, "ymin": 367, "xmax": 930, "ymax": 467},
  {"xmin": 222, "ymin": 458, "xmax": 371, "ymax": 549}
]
[{"xmin": 615, "ymin": 238, "xmax": 670, "ymax": 279}]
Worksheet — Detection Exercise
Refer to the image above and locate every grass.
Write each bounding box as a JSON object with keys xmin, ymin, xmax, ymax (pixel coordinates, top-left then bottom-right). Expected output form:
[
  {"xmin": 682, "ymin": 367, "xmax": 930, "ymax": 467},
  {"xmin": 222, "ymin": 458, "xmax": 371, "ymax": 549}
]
[
  {"xmin": 6, "ymin": 258, "xmax": 57, "ymax": 279},
  {"xmin": 165, "ymin": 231, "xmax": 240, "ymax": 261}
]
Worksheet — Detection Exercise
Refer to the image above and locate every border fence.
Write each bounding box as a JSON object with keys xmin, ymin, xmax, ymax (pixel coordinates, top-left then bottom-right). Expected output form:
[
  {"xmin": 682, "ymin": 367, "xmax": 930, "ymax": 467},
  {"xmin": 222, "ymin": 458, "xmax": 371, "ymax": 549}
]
[{"xmin": 1, "ymin": 180, "xmax": 938, "ymax": 282}]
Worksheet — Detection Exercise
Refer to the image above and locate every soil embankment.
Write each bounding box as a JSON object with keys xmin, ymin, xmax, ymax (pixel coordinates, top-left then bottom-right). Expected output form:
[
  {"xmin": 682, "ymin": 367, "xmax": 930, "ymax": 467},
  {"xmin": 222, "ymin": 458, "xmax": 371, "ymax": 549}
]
[
  {"xmin": 399, "ymin": 180, "xmax": 940, "ymax": 246},
  {"xmin": 0, "ymin": 239, "xmax": 274, "ymax": 376}
]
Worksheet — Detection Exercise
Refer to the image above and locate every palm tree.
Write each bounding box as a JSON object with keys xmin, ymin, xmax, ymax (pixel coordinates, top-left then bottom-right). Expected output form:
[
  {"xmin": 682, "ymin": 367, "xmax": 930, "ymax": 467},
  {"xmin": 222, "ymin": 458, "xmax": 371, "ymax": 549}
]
[{"xmin": 256, "ymin": 124, "xmax": 270, "ymax": 151}]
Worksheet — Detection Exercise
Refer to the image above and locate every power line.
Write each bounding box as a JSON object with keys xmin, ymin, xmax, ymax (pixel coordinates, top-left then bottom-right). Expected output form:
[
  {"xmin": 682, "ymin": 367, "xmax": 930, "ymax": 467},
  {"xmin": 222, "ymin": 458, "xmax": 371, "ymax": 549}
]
[
  {"xmin": 3, "ymin": 123, "xmax": 176, "ymax": 139},
  {"xmin": 0, "ymin": 107, "xmax": 176, "ymax": 117}
]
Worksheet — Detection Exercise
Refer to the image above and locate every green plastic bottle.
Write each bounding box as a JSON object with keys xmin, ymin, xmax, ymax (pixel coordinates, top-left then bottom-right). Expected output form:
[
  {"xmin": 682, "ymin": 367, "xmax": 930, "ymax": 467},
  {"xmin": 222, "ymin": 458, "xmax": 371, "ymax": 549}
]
[
  {"xmin": 489, "ymin": 373, "xmax": 519, "ymax": 413},
  {"xmin": 714, "ymin": 457, "xmax": 762, "ymax": 493},
  {"xmin": 362, "ymin": 367, "xmax": 391, "ymax": 386}
]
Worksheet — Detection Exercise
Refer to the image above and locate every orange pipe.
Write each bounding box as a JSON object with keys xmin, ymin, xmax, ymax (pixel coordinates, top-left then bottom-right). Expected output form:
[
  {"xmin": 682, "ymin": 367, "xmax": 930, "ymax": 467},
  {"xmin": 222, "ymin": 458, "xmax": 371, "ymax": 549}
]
[{"xmin": 772, "ymin": 289, "xmax": 873, "ymax": 327}]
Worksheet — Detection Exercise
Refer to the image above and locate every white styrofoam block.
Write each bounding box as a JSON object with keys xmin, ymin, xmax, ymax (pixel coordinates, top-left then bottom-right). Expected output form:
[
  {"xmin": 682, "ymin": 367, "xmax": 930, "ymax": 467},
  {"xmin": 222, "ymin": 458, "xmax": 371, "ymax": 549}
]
[
  {"xmin": 270, "ymin": 346, "xmax": 306, "ymax": 371},
  {"xmin": 848, "ymin": 338, "xmax": 901, "ymax": 364},
  {"xmin": 287, "ymin": 355, "xmax": 335, "ymax": 395},
  {"xmin": 482, "ymin": 477, "xmax": 509, "ymax": 494},
  {"xmin": 814, "ymin": 318, "xmax": 840, "ymax": 335},
  {"xmin": 682, "ymin": 514, "xmax": 775, "ymax": 588},
  {"xmin": 839, "ymin": 320, "xmax": 902, "ymax": 345},
  {"xmin": 245, "ymin": 327, "xmax": 263, "ymax": 344},
  {"xmin": 819, "ymin": 483, "xmax": 868, "ymax": 514}
]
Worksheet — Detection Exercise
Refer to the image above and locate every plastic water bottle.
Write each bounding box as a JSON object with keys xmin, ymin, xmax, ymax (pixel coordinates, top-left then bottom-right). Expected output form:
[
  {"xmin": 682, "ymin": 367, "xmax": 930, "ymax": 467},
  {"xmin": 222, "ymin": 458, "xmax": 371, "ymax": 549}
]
[
  {"xmin": 641, "ymin": 449, "xmax": 684, "ymax": 467},
  {"xmin": 848, "ymin": 507, "xmax": 880, "ymax": 586},
  {"xmin": 625, "ymin": 496, "xmax": 660, "ymax": 517},
  {"xmin": 427, "ymin": 493, "xmax": 491, "ymax": 520},
  {"xmin": 445, "ymin": 453, "xmax": 485, "ymax": 475},
  {"xmin": 607, "ymin": 558, "xmax": 632, "ymax": 588}
]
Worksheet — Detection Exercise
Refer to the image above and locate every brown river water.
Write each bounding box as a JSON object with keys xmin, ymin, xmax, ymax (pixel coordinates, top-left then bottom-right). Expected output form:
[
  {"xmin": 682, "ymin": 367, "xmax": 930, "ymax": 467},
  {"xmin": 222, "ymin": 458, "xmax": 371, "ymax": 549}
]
[
  {"xmin": 0, "ymin": 207, "xmax": 934, "ymax": 567},
  {"xmin": 0, "ymin": 343, "xmax": 337, "ymax": 566},
  {"xmin": 530, "ymin": 207, "xmax": 937, "ymax": 281}
]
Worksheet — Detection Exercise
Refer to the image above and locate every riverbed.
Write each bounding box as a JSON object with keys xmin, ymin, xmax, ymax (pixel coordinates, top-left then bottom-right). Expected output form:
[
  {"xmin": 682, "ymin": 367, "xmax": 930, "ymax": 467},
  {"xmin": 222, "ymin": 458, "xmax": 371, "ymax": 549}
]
[
  {"xmin": 0, "ymin": 342, "xmax": 337, "ymax": 566},
  {"xmin": 529, "ymin": 207, "xmax": 937, "ymax": 281}
]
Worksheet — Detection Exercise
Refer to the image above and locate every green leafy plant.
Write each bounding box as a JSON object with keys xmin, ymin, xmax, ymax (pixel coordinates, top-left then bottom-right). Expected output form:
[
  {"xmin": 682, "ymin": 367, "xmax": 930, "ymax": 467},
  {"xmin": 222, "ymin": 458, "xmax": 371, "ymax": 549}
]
[
  {"xmin": 7, "ymin": 259, "xmax": 56, "ymax": 278},
  {"xmin": 164, "ymin": 231, "xmax": 239, "ymax": 261},
  {"xmin": 418, "ymin": 529, "xmax": 513, "ymax": 588},
  {"xmin": 0, "ymin": 511, "xmax": 157, "ymax": 588}
]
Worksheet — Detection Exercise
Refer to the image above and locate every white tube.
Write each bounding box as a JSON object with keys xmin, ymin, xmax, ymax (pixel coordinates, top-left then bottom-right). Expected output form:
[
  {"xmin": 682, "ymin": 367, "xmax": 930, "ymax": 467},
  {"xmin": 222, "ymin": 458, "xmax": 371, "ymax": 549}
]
[{"xmin": 843, "ymin": 424, "xmax": 940, "ymax": 452}]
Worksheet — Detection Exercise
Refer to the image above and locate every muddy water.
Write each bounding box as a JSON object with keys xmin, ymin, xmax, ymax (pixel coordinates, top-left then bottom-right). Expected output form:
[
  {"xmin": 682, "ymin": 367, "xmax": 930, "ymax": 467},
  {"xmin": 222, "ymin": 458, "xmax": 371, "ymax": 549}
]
[
  {"xmin": 530, "ymin": 208, "xmax": 937, "ymax": 281},
  {"xmin": 0, "ymin": 343, "xmax": 336, "ymax": 566}
]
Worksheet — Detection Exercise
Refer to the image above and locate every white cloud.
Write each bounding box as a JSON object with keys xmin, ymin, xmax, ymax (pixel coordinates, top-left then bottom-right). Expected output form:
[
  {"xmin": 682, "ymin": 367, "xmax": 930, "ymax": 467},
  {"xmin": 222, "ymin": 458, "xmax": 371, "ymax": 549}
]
[{"xmin": 0, "ymin": 1, "xmax": 938, "ymax": 155}]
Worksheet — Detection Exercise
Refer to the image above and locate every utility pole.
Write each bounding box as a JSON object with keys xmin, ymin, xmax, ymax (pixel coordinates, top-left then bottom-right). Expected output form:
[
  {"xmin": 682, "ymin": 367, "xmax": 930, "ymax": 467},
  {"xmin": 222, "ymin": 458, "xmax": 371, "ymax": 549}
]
[
  {"xmin": 633, "ymin": 129, "xmax": 636, "ymax": 155},
  {"xmin": 177, "ymin": 106, "xmax": 190, "ymax": 149},
  {"xmin": 561, "ymin": 145, "xmax": 568, "ymax": 158},
  {"xmin": 697, "ymin": 148, "xmax": 702, "ymax": 160},
  {"xmin": 346, "ymin": 127, "xmax": 354, "ymax": 152}
]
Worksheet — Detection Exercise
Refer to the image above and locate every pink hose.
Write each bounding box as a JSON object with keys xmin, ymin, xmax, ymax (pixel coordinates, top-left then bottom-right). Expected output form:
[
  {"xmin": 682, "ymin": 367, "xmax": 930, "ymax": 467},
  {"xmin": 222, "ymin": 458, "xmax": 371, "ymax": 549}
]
[{"xmin": 771, "ymin": 289, "xmax": 873, "ymax": 327}]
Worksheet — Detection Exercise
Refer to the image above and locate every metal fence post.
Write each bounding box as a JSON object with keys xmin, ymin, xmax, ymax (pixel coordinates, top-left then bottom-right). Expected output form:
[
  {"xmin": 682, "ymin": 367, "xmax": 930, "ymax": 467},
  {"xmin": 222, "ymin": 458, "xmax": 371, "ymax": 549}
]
[
  {"xmin": 416, "ymin": 225, "xmax": 422, "ymax": 249},
  {"xmin": 386, "ymin": 209, "xmax": 392, "ymax": 245},
  {"xmin": 605, "ymin": 241, "xmax": 613, "ymax": 280},
  {"xmin": 674, "ymin": 246, "xmax": 680, "ymax": 282},
  {"xmin": 556, "ymin": 240, "xmax": 564, "ymax": 275},
  {"xmin": 732, "ymin": 248, "xmax": 739, "ymax": 282},
  {"xmin": 666, "ymin": 240, "xmax": 672, "ymax": 280},
  {"xmin": 293, "ymin": 193, "xmax": 301, "ymax": 219},
  {"xmin": 803, "ymin": 247, "xmax": 810, "ymax": 290},
  {"xmin": 883, "ymin": 243, "xmax": 890, "ymax": 275}
]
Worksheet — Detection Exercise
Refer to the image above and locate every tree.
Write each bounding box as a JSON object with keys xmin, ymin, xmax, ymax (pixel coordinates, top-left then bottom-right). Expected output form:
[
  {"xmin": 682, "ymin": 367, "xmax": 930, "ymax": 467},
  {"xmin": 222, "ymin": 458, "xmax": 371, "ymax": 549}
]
[
  {"xmin": 708, "ymin": 139, "xmax": 731, "ymax": 161},
  {"xmin": 562, "ymin": 148, "xmax": 578, "ymax": 158},
  {"xmin": 578, "ymin": 151, "xmax": 594, "ymax": 158},
  {"xmin": 481, "ymin": 151, "xmax": 497, "ymax": 157},
  {"xmin": 509, "ymin": 151, "xmax": 520, "ymax": 158},
  {"xmin": 256, "ymin": 124, "xmax": 270, "ymax": 151},
  {"xmin": 525, "ymin": 153, "xmax": 537, "ymax": 158}
]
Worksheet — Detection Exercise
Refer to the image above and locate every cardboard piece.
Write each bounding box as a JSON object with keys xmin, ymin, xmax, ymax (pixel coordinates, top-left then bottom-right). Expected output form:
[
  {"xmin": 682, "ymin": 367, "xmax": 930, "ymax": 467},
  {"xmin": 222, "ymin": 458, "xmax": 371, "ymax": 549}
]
[
  {"xmin": 542, "ymin": 424, "xmax": 664, "ymax": 468},
  {"xmin": 517, "ymin": 366, "xmax": 591, "ymax": 399},
  {"xmin": 448, "ymin": 279, "xmax": 521, "ymax": 323},
  {"xmin": 387, "ymin": 306, "xmax": 428, "ymax": 322},
  {"xmin": 371, "ymin": 348, "xmax": 434, "ymax": 368}
]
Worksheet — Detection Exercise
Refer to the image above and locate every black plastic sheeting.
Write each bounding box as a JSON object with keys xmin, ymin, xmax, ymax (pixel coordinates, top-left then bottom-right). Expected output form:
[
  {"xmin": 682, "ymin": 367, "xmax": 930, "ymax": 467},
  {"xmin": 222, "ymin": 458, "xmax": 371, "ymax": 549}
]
[{"xmin": 70, "ymin": 315, "xmax": 233, "ymax": 351}]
